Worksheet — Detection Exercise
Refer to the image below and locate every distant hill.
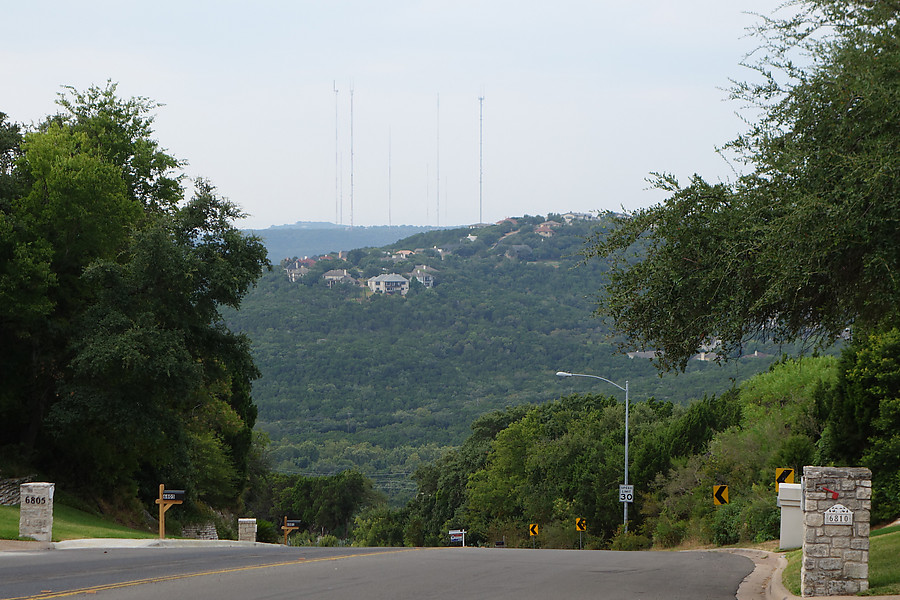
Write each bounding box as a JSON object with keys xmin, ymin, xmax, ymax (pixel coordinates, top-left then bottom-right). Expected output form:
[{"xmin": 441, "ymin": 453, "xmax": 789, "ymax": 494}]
[
  {"xmin": 225, "ymin": 215, "xmax": 788, "ymax": 501},
  {"xmin": 245, "ymin": 222, "xmax": 449, "ymax": 261}
]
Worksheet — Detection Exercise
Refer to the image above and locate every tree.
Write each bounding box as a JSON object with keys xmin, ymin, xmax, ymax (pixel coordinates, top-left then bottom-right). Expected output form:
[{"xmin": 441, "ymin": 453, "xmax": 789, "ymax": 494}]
[
  {"xmin": 0, "ymin": 84, "xmax": 269, "ymax": 511},
  {"xmin": 584, "ymin": 1, "xmax": 900, "ymax": 371}
]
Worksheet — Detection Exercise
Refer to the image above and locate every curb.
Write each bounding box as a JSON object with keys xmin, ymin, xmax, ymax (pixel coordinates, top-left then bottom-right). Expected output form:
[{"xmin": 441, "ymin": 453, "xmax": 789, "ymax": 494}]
[{"xmin": 721, "ymin": 548, "xmax": 900, "ymax": 600}]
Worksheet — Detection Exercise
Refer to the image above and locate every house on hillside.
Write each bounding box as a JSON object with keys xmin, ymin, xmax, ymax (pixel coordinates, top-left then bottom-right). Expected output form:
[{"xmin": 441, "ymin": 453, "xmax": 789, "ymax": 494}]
[
  {"xmin": 534, "ymin": 225, "xmax": 556, "ymax": 238},
  {"xmin": 409, "ymin": 265, "xmax": 437, "ymax": 288},
  {"xmin": 284, "ymin": 259, "xmax": 310, "ymax": 282},
  {"xmin": 394, "ymin": 250, "xmax": 416, "ymax": 260},
  {"xmin": 560, "ymin": 212, "xmax": 598, "ymax": 224},
  {"xmin": 368, "ymin": 273, "xmax": 410, "ymax": 295},
  {"xmin": 323, "ymin": 269, "xmax": 357, "ymax": 288}
]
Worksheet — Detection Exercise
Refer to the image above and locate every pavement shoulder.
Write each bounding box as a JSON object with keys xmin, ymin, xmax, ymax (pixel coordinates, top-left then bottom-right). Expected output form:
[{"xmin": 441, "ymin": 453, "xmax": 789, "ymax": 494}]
[{"xmin": 0, "ymin": 539, "xmax": 53, "ymax": 552}]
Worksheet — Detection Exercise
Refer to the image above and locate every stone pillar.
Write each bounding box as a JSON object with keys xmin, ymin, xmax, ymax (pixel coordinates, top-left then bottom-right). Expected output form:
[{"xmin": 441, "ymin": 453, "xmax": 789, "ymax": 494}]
[
  {"xmin": 801, "ymin": 466, "xmax": 871, "ymax": 597},
  {"xmin": 238, "ymin": 518, "xmax": 257, "ymax": 542},
  {"xmin": 19, "ymin": 482, "xmax": 55, "ymax": 542}
]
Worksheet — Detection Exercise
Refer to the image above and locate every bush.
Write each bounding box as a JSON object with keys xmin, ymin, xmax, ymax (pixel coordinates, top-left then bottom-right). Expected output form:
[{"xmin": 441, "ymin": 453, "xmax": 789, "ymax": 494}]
[
  {"xmin": 256, "ymin": 520, "xmax": 279, "ymax": 544},
  {"xmin": 653, "ymin": 516, "xmax": 687, "ymax": 548},
  {"xmin": 609, "ymin": 526, "xmax": 652, "ymax": 551},
  {"xmin": 712, "ymin": 503, "xmax": 743, "ymax": 546},
  {"xmin": 318, "ymin": 534, "xmax": 340, "ymax": 547}
]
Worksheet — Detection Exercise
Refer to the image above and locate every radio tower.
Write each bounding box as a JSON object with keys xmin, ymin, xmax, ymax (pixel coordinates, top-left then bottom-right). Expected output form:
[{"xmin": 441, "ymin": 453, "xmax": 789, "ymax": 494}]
[
  {"xmin": 479, "ymin": 94, "xmax": 484, "ymax": 224},
  {"xmin": 436, "ymin": 93, "xmax": 440, "ymax": 227},
  {"xmin": 349, "ymin": 84, "xmax": 355, "ymax": 229},
  {"xmin": 333, "ymin": 82, "xmax": 339, "ymax": 225},
  {"xmin": 388, "ymin": 128, "xmax": 392, "ymax": 227}
]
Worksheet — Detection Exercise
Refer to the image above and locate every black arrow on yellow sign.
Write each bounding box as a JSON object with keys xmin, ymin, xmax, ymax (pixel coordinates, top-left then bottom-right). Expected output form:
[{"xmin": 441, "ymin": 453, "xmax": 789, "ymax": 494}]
[
  {"xmin": 713, "ymin": 485, "xmax": 729, "ymax": 505},
  {"xmin": 575, "ymin": 518, "xmax": 586, "ymax": 532},
  {"xmin": 529, "ymin": 523, "xmax": 539, "ymax": 536},
  {"xmin": 775, "ymin": 468, "xmax": 795, "ymax": 491}
]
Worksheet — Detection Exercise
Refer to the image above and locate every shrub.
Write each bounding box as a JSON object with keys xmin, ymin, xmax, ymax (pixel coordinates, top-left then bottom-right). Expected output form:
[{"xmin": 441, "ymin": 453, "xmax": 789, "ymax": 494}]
[{"xmin": 609, "ymin": 526, "xmax": 652, "ymax": 551}]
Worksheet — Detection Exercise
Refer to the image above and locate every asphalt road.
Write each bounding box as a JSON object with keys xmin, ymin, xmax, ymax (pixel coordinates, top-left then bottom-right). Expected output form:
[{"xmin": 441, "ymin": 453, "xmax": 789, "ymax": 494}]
[{"xmin": 1, "ymin": 544, "xmax": 755, "ymax": 600}]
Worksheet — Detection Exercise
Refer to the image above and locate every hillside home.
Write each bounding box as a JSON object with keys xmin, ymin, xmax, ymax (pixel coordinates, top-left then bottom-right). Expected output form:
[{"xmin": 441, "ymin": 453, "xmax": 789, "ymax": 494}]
[
  {"xmin": 284, "ymin": 260, "xmax": 310, "ymax": 282},
  {"xmin": 409, "ymin": 265, "xmax": 436, "ymax": 288},
  {"xmin": 560, "ymin": 212, "xmax": 598, "ymax": 223},
  {"xmin": 394, "ymin": 250, "xmax": 416, "ymax": 259},
  {"xmin": 323, "ymin": 269, "xmax": 357, "ymax": 288},
  {"xmin": 368, "ymin": 273, "xmax": 410, "ymax": 295}
]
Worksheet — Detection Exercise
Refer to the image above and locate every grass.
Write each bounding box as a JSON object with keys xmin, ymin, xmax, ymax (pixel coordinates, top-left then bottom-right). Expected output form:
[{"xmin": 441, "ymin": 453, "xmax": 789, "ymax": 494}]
[
  {"xmin": 1, "ymin": 504, "xmax": 157, "ymax": 542},
  {"xmin": 783, "ymin": 524, "xmax": 900, "ymax": 597}
]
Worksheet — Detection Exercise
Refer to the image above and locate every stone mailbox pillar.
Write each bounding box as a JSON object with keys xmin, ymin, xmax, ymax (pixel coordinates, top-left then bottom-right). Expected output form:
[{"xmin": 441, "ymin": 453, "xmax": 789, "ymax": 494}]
[
  {"xmin": 19, "ymin": 482, "xmax": 55, "ymax": 542},
  {"xmin": 801, "ymin": 466, "xmax": 871, "ymax": 597},
  {"xmin": 238, "ymin": 518, "xmax": 257, "ymax": 542},
  {"xmin": 778, "ymin": 482, "xmax": 802, "ymax": 550}
]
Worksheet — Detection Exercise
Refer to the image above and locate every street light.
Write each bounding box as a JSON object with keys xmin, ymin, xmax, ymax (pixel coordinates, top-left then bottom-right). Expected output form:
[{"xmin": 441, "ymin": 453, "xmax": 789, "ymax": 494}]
[{"xmin": 556, "ymin": 371, "xmax": 631, "ymax": 533}]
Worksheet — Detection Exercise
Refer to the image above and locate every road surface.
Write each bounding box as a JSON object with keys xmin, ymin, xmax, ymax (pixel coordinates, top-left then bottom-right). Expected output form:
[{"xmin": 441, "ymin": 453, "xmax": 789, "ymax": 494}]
[{"xmin": 0, "ymin": 543, "xmax": 754, "ymax": 600}]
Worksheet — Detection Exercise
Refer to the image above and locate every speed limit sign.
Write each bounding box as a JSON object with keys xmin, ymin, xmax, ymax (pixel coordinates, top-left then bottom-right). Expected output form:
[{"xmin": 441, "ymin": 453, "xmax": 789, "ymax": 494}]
[{"xmin": 619, "ymin": 484, "xmax": 634, "ymax": 503}]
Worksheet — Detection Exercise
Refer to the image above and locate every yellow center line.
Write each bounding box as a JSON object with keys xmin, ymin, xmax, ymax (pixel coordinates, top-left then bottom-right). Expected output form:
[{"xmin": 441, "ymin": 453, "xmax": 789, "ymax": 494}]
[{"xmin": 6, "ymin": 548, "xmax": 421, "ymax": 600}]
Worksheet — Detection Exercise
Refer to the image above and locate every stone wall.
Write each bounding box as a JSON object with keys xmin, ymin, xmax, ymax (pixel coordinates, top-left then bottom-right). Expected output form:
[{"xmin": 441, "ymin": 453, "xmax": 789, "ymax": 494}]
[
  {"xmin": 0, "ymin": 477, "xmax": 33, "ymax": 505},
  {"xmin": 181, "ymin": 522, "xmax": 219, "ymax": 540},
  {"xmin": 801, "ymin": 466, "xmax": 871, "ymax": 597}
]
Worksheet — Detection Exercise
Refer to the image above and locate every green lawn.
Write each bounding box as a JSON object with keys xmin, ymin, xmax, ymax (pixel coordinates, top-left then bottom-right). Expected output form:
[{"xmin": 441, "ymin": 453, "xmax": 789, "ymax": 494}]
[
  {"xmin": 783, "ymin": 525, "xmax": 900, "ymax": 596},
  {"xmin": 1, "ymin": 504, "xmax": 157, "ymax": 542}
]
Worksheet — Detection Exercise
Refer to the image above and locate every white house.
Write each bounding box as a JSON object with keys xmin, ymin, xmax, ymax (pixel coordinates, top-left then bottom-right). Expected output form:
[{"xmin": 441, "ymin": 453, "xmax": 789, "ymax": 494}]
[{"xmin": 367, "ymin": 273, "xmax": 410, "ymax": 295}]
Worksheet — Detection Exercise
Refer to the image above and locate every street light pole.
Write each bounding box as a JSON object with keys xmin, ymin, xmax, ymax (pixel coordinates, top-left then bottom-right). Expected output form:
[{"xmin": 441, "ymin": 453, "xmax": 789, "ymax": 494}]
[{"xmin": 556, "ymin": 371, "xmax": 631, "ymax": 533}]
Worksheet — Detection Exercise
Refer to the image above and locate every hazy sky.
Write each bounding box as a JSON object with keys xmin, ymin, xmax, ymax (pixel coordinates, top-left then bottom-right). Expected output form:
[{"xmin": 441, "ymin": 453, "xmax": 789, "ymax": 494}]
[{"xmin": 4, "ymin": 1, "xmax": 787, "ymax": 229}]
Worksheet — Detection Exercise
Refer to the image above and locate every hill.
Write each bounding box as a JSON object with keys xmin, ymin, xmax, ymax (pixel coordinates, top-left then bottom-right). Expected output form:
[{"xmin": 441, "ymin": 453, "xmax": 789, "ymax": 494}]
[
  {"xmin": 224, "ymin": 214, "xmax": 791, "ymax": 500},
  {"xmin": 245, "ymin": 222, "xmax": 448, "ymax": 262}
]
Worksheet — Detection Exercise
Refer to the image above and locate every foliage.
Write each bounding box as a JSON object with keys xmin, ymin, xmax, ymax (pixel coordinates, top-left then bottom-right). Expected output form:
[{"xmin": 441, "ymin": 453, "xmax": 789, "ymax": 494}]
[
  {"xmin": 818, "ymin": 328, "xmax": 900, "ymax": 522},
  {"xmin": 226, "ymin": 217, "xmax": 792, "ymax": 502},
  {"xmin": 583, "ymin": 1, "xmax": 900, "ymax": 371},
  {"xmin": 0, "ymin": 83, "xmax": 269, "ymax": 513},
  {"xmin": 270, "ymin": 470, "xmax": 381, "ymax": 538}
]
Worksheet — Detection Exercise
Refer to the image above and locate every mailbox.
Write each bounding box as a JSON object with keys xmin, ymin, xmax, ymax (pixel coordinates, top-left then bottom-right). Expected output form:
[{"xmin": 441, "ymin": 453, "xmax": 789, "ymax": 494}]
[
  {"xmin": 284, "ymin": 520, "xmax": 302, "ymax": 529},
  {"xmin": 162, "ymin": 490, "xmax": 185, "ymax": 502}
]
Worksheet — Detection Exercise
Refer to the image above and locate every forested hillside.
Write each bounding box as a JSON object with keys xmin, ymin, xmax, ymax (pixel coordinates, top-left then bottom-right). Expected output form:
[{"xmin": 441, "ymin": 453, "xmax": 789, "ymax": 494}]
[{"xmin": 225, "ymin": 216, "xmax": 790, "ymax": 499}]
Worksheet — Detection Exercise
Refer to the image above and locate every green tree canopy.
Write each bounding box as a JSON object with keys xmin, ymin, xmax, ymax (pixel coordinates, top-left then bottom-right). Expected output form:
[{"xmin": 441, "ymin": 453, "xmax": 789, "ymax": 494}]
[
  {"xmin": 0, "ymin": 83, "xmax": 269, "ymax": 511},
  {"xmin": 584, "ymin": 1, "xmax": 900, "ymax": 371}
]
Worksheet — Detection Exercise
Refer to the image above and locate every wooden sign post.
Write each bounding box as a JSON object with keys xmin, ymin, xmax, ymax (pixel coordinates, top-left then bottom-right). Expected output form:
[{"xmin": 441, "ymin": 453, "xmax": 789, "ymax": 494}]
[
  {"xmin": 282, "ymin": 516, "xmax": 301, "ymax": 545},
  {"xmin": 155, "ymin": 484, "xmax": 184, "ymax": 539}
]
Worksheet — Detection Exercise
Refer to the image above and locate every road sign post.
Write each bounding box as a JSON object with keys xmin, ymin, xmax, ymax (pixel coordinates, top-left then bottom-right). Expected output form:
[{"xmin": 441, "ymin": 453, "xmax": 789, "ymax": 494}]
[
  {"xmin": 775, "ymin": 468, "xmax": 795, "ymax": 492},
  {"xmin": 155, "ymin": 484, "xmax": 184, "ymax": 539},
  {"xmin": 530, "ymin": 523, "xmax": 538, "ymax": 549},
  {"xmin": 575, "ymin": 518, "xmax": 586, "ymax": 549},
  {"xmin": 448, "ymin": 529, "xmax": 467, "ymax": 547},
  {"xmin": 713, "ymin": 485, "xmax": 729, "ymax": 506}
]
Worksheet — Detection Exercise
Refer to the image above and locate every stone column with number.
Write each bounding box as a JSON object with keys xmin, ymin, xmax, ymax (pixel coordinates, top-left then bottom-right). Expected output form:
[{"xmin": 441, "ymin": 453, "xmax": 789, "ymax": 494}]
[
  {"xmin": 801, "ymin": 466, "xmax": 871, "ymax": 597},
  {"xmin": 19, "ymin": 482, "xmax": 55, "ymax": 542}
]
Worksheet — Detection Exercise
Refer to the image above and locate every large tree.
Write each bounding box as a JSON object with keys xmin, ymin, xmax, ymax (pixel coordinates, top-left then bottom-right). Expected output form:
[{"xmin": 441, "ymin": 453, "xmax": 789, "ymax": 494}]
[
  {"xmin": 585, "ymin": 1, "xmax": 900, "ymax": 371},
  {"xmin": 0, "ymin": 84, "xmax": 269, "ymax": 509}
]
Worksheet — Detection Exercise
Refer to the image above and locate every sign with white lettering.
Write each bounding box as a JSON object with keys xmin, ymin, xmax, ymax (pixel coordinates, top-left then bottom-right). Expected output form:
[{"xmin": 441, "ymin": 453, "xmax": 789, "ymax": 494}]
[{"xmin": 824, "ymin": 504, "xmax": 853, "ymax": 525}]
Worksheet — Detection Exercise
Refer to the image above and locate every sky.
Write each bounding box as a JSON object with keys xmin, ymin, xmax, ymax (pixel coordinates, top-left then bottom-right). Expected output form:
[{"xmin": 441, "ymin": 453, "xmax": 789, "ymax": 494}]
[{"xmin": 3, "ymin": 1, "xmax": 788, "ymax": 230}]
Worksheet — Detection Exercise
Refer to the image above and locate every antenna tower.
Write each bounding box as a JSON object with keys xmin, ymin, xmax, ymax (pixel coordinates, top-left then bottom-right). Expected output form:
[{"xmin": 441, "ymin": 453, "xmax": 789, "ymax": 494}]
[
  {"xmin": 388, "ymin": 128, "xmax": 392, "ymax": 227},
  {"xmin": 436, "ymin": 93, "xmax": 440, "ymax": 227},
  {"xmin": 349, "ymin": 84, "xmax": 355, "ymax": 229},
  {"xmin": 479, "ymin": 94, "xmax": 484, "ymax": 224},
  {"xmin": 333, "ymin": 82, "xmax": 340, "ymax": 225}
]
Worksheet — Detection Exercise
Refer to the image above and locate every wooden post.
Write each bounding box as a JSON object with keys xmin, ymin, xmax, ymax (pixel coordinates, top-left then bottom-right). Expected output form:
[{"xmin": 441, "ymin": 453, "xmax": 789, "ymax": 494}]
[
  {"xmin": 282, "ymin": 516, "xmax": 300, "ymax": 545},
  {"xmin": 154, "ymin": 484, "xmax": 184, "ymax": 539}
]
